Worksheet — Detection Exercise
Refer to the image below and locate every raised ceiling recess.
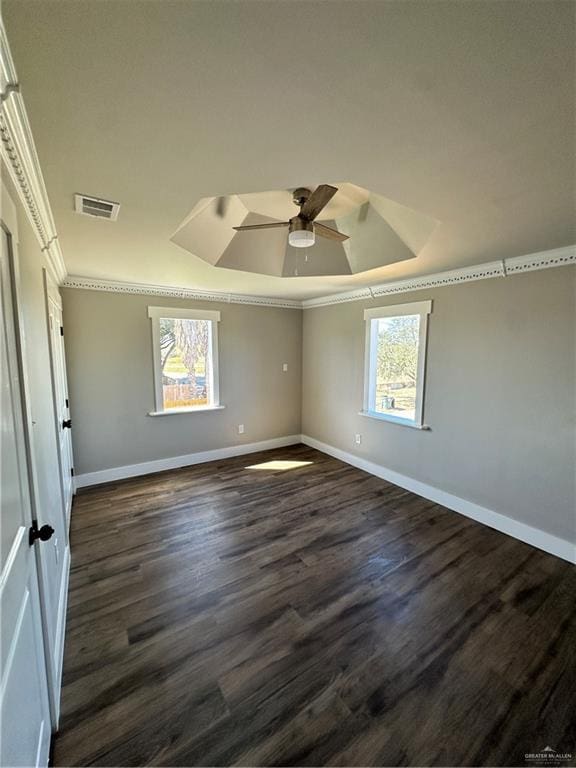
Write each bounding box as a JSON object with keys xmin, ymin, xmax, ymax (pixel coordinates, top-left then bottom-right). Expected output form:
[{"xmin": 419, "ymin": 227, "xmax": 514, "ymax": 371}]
[{"xmin": 171, "ymin": 183, "xmax": 438, "ymax": 277}]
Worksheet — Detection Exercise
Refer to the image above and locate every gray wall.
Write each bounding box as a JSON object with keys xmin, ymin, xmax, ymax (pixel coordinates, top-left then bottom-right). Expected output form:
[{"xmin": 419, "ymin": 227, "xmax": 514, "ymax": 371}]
[
  {"xmin": 62, "ymin": 267, "xmax": 575, "ymax": 545},
  {"xmin": 302, "ymin": 266, "xmax": 576, "ymax": 543},
  {"xmin": 61, "ymin": 289, "xmax": 302, "ymax": 474}
]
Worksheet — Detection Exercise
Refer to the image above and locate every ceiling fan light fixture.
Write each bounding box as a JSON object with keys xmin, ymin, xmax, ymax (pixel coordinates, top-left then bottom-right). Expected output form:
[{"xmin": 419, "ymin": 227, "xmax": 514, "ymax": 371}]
[
  {"xmin": 232, "ymin": 185, "xmax": 346, "ymax": 251},
  {"xmin": 288, "ymin": 228, "xmax": 315, "ymax": 248}
]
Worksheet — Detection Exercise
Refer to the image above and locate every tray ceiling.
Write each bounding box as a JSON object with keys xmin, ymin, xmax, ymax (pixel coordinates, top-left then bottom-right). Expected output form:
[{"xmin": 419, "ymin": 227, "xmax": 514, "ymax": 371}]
[{"xmin": 171, "ymin": 183, "xmax": 438, "ymax": 277}]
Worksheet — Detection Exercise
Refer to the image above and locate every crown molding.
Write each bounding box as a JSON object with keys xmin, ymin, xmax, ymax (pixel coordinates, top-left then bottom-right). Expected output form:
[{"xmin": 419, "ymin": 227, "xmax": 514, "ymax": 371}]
[
  {"xmin": 504, "ymin": 247, "xmax": 576, "ymax": 274},
  {"xmin": 301, "ymin": 246, "xmax": 576, "ymax": 308},
  {"xmin": 61, "ymin": 275, "xmax": 302, "ymax": 309},
  {"xmin": 0, "ymin": 21, "xmax": 66, "ymax": 284},
  {"xmin": 63, "ymin": 244, "xmax": 575, "ymax": 312}
]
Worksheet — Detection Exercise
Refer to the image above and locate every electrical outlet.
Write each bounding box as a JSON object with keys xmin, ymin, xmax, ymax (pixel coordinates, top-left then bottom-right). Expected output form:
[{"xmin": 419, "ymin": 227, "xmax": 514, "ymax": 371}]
[
  {"xmin": 355, "ymin": 434, "xmax": 362, "ymax": 445},
  {"xmin": 282, "ymin": 363, "xmax": 288, "ymax": 372},
  {"xmin": 238, "ymin": 424, "xmax": 245, "ymax": 434}
]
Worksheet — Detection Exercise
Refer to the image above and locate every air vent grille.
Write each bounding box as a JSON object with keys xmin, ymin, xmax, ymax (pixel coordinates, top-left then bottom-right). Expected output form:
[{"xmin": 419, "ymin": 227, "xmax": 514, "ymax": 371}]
[{"xmin": 74, "ymin": 194, "xmax": 120, "ymax": 221}]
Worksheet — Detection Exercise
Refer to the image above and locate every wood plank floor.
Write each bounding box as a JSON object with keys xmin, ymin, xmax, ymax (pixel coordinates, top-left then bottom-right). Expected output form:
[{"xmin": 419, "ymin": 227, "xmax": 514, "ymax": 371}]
[{"xmin": 54, "ymin": 444, "xmax": 576, "ymax": 767}]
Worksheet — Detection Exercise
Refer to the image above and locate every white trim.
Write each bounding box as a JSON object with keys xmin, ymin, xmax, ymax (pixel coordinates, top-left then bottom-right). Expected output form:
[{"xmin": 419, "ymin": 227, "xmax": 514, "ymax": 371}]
[
  {"xmin": 363, "ymin": 299, "xmax": 431, "ymax": 428},
  {"xmin": 74, "ymin": 435, "xmax": 302, "ymax": 488},
  {"xmin": 63, "ymin": 275, "xmax": 302, "ymax": 309},
  {"xmin": 358, "ymin": 410, "xmax": 430, "ymax": 429},
  {"xmin": 51, "ymin": 545, "xmax": 69, "ymax": 727},
  {"xmin": 34, "ymin": 719, "xmax": 46, "ymax": 768},
  {"xmin": 0, "ymin": 21, "xmax": 66, "ymax": 284},
  {"xmin": 148, "ymin": 306, "xmax": 221, "ymax": 412},
  {"xmin": 505, "ymin": 248, "xmax": 576, "ymax": 274},
  {"xmin": 302, "ymin": 246, "xmax": 576, "ymax": 308},
  {"xmin": 75, "ymin": 432, "xmax": 576, "ymax": 562},
  {"xmin": 148, "ymin": 405, "xmax": 225, "ymax": 416},
  {"xmin": 300, "ymin": 435, "xmax": 576, "ymax": 564},
  {"xmin": 43, "ymin": 269, "xmax": 74, "ymax": 526},
  {"xmin": 208, "ymin": 313, "xmax": 219, "ymax": 407},
  {"xmin": 62, "ymin": 245, "xmax": 575, "ymax": 310},
  {"xmin": 148, "ymin": 306, "xmax": 221, "ymax": 321},
  {"xmin": 150, "ymin": 307, "xmax": 163, "ymax": 410},
  {"xmin": 364, "ymin": 300, "xmax": 432, "ymax": 320}
]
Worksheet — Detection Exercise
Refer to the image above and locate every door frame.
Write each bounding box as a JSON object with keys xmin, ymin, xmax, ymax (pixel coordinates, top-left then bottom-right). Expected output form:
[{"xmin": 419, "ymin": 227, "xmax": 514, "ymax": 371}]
[
  {"xmin": 44, "ymin": 269, "xmax": 75, "ymax": 520},
  {"xmin": 1, "ymin": 179, "xmax": 67, "ymax": 728}
]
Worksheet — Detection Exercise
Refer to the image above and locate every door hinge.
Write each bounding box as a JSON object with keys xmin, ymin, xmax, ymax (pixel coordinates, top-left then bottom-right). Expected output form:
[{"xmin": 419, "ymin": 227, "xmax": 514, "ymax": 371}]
[
  {"xmin": 62, "ymin": 419, "xmax": 72, "ymax": 429},
  {"xmin": 65, "ymin": 398, "xmax": 69, "ymax": 408},
  {"xmin": 60, "ymin": 325, "xmax": 64, "ymax": 336},
  {"xmin": 70, "ymin": 467, "xmax": 74, "ymax": 476}
]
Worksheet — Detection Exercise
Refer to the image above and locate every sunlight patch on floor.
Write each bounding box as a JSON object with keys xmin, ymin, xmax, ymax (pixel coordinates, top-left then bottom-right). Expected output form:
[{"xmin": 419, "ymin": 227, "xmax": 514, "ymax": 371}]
[{"xmin": 245, "ymin": 460, "xmax": 313, "ymax": 471}]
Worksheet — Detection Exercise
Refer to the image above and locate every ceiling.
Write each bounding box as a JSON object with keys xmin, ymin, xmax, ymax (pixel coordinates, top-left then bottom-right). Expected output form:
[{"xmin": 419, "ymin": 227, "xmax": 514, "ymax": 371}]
[{"xmin": 3, "ymin": 0, "xmax": 575, "ymax": 301}]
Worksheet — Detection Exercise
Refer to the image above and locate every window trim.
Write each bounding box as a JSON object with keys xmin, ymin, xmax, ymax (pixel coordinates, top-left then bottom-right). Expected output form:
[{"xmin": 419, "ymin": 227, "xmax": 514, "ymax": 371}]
[
  {"xmin": 362, "ymin": 300, "xmax": 432, "ymax": 428},
  {"xmin": 147, "ymin": 306, "xmax": 222, "ymax": 415}
]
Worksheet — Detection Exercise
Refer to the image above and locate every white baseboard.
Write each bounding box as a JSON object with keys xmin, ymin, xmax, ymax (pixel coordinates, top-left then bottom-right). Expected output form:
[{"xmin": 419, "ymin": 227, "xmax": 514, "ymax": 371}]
[
  {"xmin": 301, "ymin": 434, "xmax": 575, "ymax": 564},
  {"xmin": 75, "ymin": 432, "xmax": 574, "ymax": 564},
  {"xmin": 75, "ymin": 435, "xmax": 302, "ymax": 488}
]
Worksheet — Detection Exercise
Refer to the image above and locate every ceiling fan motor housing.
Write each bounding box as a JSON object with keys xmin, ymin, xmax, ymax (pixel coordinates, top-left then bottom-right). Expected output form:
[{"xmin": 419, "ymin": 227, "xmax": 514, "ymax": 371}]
[
  {"xmin": 289, "ymin": 216, "xmax": 313, "ymax": 234},
  {"xmin": 292, "ymin": 187, "xmax": 311, "ymax": 207},
  {"xmin": 289, "ymin": 215, "xmax": 315, "ymax": 248}
]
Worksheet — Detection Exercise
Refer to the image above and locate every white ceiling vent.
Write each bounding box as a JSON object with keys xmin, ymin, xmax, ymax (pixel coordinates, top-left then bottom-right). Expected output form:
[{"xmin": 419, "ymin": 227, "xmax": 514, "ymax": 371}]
[{"xmin": 74, "ymin": 194, "xmax": 120, "ymax": 221}]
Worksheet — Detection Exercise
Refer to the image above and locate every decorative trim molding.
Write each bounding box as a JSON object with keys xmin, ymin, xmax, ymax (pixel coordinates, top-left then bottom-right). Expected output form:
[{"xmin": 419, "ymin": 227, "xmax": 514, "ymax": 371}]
[
  {"xmin": 63, "ymin": 244, "xmax": 575, "ymax": 310},
  {"xmin": 62, "ymin": 275, "xmax": 303, "ymax": 309},
  {"xmin": 301, "ymin": 435, "xmax": 575, "ymax": 564},
  {"xmin": 302, "ymin": 246, "xmax": 576, "ymax": 308},
  {"xmin": 0, "ymin": 21, "xmax": 66, "ymax": 283},
  {"xmin": 74, "ymin": 434, "xmax": 302, "ymax": 488},
  {"xmin": 505, "ymin": 247, "xmax": 576, "ymax": 274}
]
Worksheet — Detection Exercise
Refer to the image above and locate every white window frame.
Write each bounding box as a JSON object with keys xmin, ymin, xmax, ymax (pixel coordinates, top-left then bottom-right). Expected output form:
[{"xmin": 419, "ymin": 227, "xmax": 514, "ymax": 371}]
[
  {"xmin": 147, "ymin": 306, "xmax": 223, "ymax": 416},
  {"xmin": 362, "ymin": 300, "xmax": 432, "ymax": 429}
]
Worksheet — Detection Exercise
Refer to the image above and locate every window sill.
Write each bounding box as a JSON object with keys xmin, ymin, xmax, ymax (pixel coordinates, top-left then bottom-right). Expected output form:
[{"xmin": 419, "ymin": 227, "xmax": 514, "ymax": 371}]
[
  {"xmin": 358, "ymin": 411, "xmax": 430, "ymax": 430},
  {"xmin": 148, "ymin": 405, "xmax": 226, "ymax": 416}
]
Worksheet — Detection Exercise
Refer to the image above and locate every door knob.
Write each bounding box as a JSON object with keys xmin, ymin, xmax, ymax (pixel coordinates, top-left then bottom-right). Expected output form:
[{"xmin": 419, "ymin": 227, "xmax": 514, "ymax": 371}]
[
  {"xmin": 62, "ymin": 419, "xmax": 72, "ymax": 429},
  {"xmin": 29, "ymin": 522, "xmax": 55, "ymax": 546}
]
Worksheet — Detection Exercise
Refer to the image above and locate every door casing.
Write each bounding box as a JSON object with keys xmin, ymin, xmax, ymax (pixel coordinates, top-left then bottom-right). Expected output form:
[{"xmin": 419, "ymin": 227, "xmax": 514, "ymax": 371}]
[{"xmin": 44, "ymin": 271, "xmax": 74, "ymax": 524}]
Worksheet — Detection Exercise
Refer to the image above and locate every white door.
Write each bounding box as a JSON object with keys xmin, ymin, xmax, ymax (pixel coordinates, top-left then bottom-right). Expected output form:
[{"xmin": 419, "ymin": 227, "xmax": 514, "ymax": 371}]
[
  {"xmin": 2, "ymin": 181, "xmax": 69, "ymax": 726},
  {"xmin": 0, "ymin": 227, "xmax": 51, "ymax": 767},
  {"xmin": 45, "ymin": 279, "xmax": 73, "ymax": 522}
]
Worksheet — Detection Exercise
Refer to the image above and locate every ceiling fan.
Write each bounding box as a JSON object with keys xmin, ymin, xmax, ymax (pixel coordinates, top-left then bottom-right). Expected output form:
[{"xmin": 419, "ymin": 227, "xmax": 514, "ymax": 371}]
[{"xmin": 233, "ymin": 185, "xmax": 349, "ymax": 248}]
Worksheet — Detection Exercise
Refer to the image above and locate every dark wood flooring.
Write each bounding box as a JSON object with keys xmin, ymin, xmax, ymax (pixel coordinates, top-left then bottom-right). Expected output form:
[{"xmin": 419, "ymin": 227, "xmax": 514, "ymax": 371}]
[{"xmin": 54, "ymin": 444, "xmax": 576, "ymax": 767}]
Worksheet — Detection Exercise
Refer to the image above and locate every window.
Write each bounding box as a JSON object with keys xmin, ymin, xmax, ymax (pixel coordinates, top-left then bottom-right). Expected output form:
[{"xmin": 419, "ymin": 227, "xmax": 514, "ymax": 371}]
[
  {"xmin": 148, "ymin": 306, "xmax": 222, "ymax": 415},
  {"xmin": 363, "ymin": 300, "xmax": 432, "ymax": 428}
]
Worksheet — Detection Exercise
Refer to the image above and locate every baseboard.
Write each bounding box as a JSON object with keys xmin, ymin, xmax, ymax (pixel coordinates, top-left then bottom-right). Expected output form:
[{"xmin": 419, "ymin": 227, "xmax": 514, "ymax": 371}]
[
  {"xmin": 75, "ymin": 432, "xmax": 574, "ymax": 563},
  {"xmin": 301, "ymin": 434, "xmax": 575, "ymax": 564},
  {"xmin": 75, "ymin": 435, "xmax": 302, "ymax": 488}
]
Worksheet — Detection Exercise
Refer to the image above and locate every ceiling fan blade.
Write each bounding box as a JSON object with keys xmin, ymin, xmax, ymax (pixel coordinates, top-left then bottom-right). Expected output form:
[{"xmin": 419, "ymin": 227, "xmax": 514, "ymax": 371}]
[
  {"xmin": 233, "ymin": 222, "xmax": 289, "ymax": 232},
  {"xmin": 300, "ymin": 184, "xmax": 338, "ymax": 221},
  {"xmin": 314, "ymin": 222, "xmax": 349, "ymax": 242}
]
